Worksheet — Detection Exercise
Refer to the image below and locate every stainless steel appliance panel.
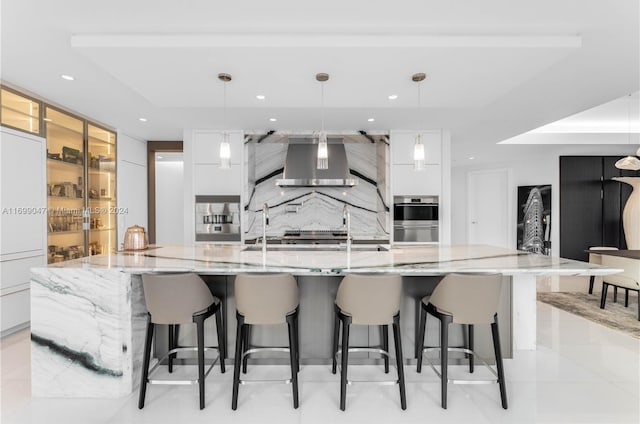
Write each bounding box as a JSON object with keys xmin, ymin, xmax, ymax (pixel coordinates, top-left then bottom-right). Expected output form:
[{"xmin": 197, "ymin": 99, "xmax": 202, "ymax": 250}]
[
  {"xmin": 393, "ymin": 196, "xmax": 439, "ymax": 243},
  {"xmin": 195, "ymin": 195, "xmax": 241, "ymax": 242}
]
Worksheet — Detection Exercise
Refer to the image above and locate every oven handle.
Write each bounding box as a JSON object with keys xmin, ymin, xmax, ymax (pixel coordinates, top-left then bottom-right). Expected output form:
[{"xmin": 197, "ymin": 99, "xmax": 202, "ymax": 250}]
[{"xmin": 394, "ymin": 222, "xmax": 439, "ymax": 228}]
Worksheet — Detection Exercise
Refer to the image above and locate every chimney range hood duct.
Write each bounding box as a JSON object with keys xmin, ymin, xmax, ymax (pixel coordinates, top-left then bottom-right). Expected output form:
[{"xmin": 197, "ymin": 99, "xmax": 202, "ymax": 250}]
[{"xmin": 276, "ymin": 139, "xmax": 358, "ymax": 187}]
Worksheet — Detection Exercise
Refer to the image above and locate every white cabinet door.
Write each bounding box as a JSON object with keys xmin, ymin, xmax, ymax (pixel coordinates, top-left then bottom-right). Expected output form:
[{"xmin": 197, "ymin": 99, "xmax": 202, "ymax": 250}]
[
  {"xmin": 0, "ymin": 254, "xmax": 44, "ymax": 290},
  {"xmin": 194, "ymin": 164, "xmax": 242, "ymax": 195},
  {"xmin": 391, "ymin": 131, "xmax": 442, "ymax": 165},
  {"xmin": 0, "ymin": 129, "xmax": 45, "ymax": 255},
  {"xmin": 193, "ymin": 131, "xmax": 243, "ymax": 165},
  {"xmin": 391, "ymin": 164, "xmax": 441, "ymax": 196}
]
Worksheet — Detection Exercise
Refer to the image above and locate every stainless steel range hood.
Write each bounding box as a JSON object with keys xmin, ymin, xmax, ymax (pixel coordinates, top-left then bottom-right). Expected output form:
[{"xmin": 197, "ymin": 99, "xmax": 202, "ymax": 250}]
[{"xmin": 275, "ymin": 139, "xmax": 358, "ymax": 187}]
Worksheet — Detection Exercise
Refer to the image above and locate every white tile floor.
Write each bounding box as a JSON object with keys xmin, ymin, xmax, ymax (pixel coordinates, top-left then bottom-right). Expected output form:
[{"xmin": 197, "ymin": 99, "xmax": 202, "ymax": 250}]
[{"xmin": 1, "ymin": 302, "xmax": 639, "ymax": 424}]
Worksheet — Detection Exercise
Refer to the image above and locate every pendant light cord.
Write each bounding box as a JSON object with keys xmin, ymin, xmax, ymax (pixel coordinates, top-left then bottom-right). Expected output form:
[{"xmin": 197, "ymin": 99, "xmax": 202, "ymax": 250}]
[
  {"xmin": 223, "ymin": 80, "xmax": 227, "ymax": 130},
  {"xmin": 321, "ymin": 81, "xmax": 325, "ymax": 132}
]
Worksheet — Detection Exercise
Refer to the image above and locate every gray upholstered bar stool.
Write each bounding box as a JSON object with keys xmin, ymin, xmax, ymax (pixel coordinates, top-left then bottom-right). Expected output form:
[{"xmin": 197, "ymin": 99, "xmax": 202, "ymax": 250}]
[
  {"xmin": 232, "ymin": 273, "xmax": 300, "ymax": 410},
  {"xmin": 416, "ymin": 273, "xmax": 507, "ymax": 410},
  {"xmin": 331, "ymin": 273, "xmax": 406, "ymax": 411},
  {"xmin": 138, "ymin": 273, "xmax": 225, "ymax": 410}
]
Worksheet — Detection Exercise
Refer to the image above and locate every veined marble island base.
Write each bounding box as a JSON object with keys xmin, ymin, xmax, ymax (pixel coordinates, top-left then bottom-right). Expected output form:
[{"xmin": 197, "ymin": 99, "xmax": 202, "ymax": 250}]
[{"xmin": 30, "ymin": 244, "xmax": 619, "ymax": 398}]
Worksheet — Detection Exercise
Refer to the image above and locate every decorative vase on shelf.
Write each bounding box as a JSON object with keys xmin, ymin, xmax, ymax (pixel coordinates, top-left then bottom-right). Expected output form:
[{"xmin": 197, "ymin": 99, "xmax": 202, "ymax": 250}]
[{"xmin": 613, "ymin": 176, "xmax": 640, "ymax": 249}]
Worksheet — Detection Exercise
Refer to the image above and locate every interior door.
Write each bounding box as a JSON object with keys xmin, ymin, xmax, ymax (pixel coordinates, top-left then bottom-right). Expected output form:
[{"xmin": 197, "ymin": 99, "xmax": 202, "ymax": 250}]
[{"xmin": 467, "ymin": 169, "xmax": 510, "ymax": 247}]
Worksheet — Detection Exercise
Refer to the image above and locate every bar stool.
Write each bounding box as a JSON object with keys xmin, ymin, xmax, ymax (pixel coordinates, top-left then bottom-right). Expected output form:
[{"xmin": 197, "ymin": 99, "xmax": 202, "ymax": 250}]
[
  {"xmin": 232, "ymin": 273, "xmax": 300, "ymax": 410},
  {"xmin": 138, "ymin": 273, "xmax": 225, "ymax": 410},
  {"xmin": 331, "ymin": 273, "xmax": 406, "ymax": 411},
  {"xmin": 416, "ymin": 273, "xmax": 507, "ymax": 409}
]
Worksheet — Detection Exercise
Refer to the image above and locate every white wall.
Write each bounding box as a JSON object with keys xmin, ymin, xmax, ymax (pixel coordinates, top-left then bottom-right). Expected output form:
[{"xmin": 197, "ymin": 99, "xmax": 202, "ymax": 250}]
[
  {"xmin": 155, "ymin": 159, "xmax": 184, "ymax": 244},
  {"xmin": 116, "ymin": 133, "xmax": 148, "ymax": 247},
  {"xmin": 452, "ymin": 143, "xmax": 639, "ymax": 256}
]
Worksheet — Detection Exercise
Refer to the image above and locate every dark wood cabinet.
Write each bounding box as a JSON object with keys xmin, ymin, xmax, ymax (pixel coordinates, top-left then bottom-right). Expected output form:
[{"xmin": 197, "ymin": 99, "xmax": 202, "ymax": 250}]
[{"xmin": 560, "ymin": 156, "xmax": 638, "ymax": 261}]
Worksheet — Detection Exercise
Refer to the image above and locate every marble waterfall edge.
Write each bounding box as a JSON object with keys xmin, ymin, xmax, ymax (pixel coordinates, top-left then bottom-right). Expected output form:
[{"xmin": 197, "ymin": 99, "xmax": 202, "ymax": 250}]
[{"xmin": 30, "ymin": 268, "xmax": 147, "ymax": 397}]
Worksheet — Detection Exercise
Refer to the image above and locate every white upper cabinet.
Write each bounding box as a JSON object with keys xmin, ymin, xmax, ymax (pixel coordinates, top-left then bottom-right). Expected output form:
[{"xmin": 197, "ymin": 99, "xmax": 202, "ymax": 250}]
[
  {"xmin": 390, "ymin": 130, "xmax": 443, "ymax": 197},
  {"xmin": 390, "ymin": 130, "xmax": 442, "ymax": 165},
  {"xmin": 391, "ymin": 164, "xmax": 441, "ymax": 196},
  {"xmin": 193, "ymin": 130, "xmax": 243, "ymax": 165}
]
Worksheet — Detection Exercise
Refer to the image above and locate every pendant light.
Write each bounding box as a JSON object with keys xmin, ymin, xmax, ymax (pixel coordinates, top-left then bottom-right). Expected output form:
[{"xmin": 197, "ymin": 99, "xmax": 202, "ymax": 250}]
[
  {"xmin": 316, "ymin": 72, "xmax": 329, "ymax": 170},
  {"xmin": 615, "ymin": 93, "xmax": 640, "ymax": 170},
  {"xmin": 412, "ymin": 73, "xmax": 426, "ymax": 171},
  {"xmin": 218, "ymin": 72, "xmax": 232, "ymax": 169}
]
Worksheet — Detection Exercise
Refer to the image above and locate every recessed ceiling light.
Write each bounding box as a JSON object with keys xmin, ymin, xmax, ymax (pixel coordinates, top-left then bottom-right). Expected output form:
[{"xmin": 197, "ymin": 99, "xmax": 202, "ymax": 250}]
[
  {"xmin": 388, "ymin": 94, "xmax": 398, "ymax": 100},
  {"xmin": 61, "ymin": 74, "xmax": 75, "ymax": 81},
  {"xmin": 139, "ymin": 118, "xmax": 147, "ymax": 122},
  {"xmin": 367, "ymin": 118, "xmax": 375, "ymax": 122},
  {"xmin": 256, "ymin": 95, "xmax": 266, "ymax": 100},
  {"xmin": 469, "ymin": 156, "xmax": 475, "ymax": 160},
  {"xmin": 269, "ymin": 118, "xmax": 277, "ymax": 122}
]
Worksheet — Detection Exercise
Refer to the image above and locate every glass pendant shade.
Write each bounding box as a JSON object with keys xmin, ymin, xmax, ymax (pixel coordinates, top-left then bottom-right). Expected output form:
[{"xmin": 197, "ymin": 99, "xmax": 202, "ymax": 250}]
[
  {"xmin": 219, "ymin": 133, "xmax": 231, "ymax": 169},
  {"xmin": 317, "ymin": 131, "xmax": 328, "ymax": 170},
  {"xmin": 413, "ymin": 134, "xmax": 425, "ymax": 171}
]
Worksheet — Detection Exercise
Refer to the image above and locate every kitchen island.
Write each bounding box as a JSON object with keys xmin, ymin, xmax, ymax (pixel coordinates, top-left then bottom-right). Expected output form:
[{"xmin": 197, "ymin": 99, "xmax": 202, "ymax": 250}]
[{"xmin": 30, "ymin": 244, "xmax": 618, "ymax": 398}]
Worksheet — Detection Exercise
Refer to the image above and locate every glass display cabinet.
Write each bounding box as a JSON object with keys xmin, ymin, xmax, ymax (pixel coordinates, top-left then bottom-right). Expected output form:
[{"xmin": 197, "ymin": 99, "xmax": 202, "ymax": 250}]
[{"xmin": 45, "ymin": 107, "xmax": 117, "ymax": 263}]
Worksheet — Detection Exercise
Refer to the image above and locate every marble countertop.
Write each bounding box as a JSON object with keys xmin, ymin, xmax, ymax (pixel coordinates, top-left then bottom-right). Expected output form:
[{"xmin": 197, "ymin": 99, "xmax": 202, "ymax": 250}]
[{"xmin": 40, "ymin": 244, "xmax": 621, "ymax": 276}]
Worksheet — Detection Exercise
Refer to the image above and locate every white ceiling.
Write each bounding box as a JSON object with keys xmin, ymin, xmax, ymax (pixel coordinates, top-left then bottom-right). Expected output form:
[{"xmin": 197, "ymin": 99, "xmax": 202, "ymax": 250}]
[{"xmin": 1, "ymin": 0, "xmax": 638, "ymax": 162}]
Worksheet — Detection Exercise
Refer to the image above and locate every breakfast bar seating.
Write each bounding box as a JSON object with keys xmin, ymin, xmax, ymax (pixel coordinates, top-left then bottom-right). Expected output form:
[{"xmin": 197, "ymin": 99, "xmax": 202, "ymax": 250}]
[
  {"xmin": 138, "ymin": 273, "xmax": 225, "ymax": 410},
  {"xmin": 232, "ymin": 273, "xmax": 300, "ymax": 410},
  {"xmin": 417, "ymin": 273, "xmax": 508, "ymax": 409},
  {"xmin": 28, "ymin": 244, "xmax": 619, "ymax": 399},
  {"xmin": 332, "ymin": 274, "xmax": 407, "ymax": 411}
]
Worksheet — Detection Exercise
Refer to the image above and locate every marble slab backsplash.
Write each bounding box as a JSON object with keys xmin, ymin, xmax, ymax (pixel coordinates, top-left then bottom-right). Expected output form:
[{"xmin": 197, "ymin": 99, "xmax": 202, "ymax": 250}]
[{"xmin": 244, "ymin": 139, "xmax": 389, "ymax": 239}]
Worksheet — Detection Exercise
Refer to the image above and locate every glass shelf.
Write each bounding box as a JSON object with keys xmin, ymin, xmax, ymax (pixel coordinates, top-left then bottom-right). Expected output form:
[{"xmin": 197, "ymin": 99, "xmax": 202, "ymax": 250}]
[
  {"xmin": 48, "ymin": 230, "xmax": 84, "ymax": 236},
  {"xmin": 47, "ymin": 157, "xmax": 83, "ymax": 170}
]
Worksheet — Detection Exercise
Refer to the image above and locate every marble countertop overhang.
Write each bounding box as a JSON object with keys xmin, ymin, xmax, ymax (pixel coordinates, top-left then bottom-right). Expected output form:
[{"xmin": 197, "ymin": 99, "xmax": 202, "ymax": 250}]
[{"xmin": 37, "ymin": 244, "xmax": 622, "ymax": 277}]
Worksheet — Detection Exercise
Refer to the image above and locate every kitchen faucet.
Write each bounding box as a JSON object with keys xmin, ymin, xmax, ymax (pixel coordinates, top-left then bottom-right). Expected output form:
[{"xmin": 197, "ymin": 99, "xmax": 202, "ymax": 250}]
[
  {"xmin": 343, "ymin": 204, "xmax": 351, "ymax": 251},
  {"xmin": 262, "ymin": 203, "xmax": 269, "ymax": 254}
]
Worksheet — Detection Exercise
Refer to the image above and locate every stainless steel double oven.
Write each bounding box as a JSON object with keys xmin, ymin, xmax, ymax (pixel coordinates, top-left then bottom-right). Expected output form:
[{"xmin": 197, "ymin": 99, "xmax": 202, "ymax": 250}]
[{"xmin": 393, "ymin": 196, "xmax": 439, "ymax": 243}]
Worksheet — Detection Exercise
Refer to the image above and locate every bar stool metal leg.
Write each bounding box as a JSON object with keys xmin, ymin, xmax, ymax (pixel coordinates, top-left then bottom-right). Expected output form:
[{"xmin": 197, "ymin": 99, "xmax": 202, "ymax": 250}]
[
  {"xmin": 291, "ymin": 312, "xmax": 300, "ymax": 374},
  {"xmin": 491, "ymin": 315, "xmax": 508, "ymax": 409},
  {"xmin": 392, "ymin": 313, "xmax": 407, "ymax": 410},
  {"xmin": 439, "ymin": 314, "xmax": 452, "ymax": 409},
  {"xmin": 381, "ymin": 325, "xmax": 389, "ymax": 374},
  {"xmin": 339, "ymin": 313, "xmax": 352, "ymax": 411},
  {"xmin": 195, "ymin": 314, "xmax": 206, "ymax": 410},
  {"xmin": 168, "ymin": 324, "xmax": 175, "ymax": 373},
  {"xmin": 331, "ymin": 312, "xmax": 340, "ymax": 374},
  {"xmin": 215, "ymin": 304, "xmax": 226, "ymax": 373},
  {"xmin": 286, "ymin": 312, "xmax": 299, "ymax": 409},
  {"xmin": 416, "ymin": 303, "xmax": 427, "ymax": 373},
  {"xmin": 468, "ymin": 324, "xmax": 474, "ymax": 373},
  {"xmin": 138, "ymin": 317, "xmax": 154, "ymax": 409},
  {"xmin": 625, "ymin": 289, "xmax": 630, "ymax": 307},
  {"xmin": 242, "ymin": 325, "xmax": 251, "ymax": 374},
  {"xmin": 589, "ymin": 275, "xmax": 595, "ymax": 294},
  {"xmin": 232, "ymin": 314, "xmax": 245, "ymax": 410}
]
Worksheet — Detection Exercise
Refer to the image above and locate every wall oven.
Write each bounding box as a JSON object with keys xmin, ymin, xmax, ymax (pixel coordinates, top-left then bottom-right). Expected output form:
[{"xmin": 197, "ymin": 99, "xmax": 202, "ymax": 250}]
[{"xmin": 393, "ymin": 196, "xmax": 439, "ymax": 243}]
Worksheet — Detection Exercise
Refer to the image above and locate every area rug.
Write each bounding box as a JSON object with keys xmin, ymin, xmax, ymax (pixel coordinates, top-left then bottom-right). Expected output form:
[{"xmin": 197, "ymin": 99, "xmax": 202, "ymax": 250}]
[{"xmin": 537, "ymin": 291, "xmax": 640, "ymax": 339}]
